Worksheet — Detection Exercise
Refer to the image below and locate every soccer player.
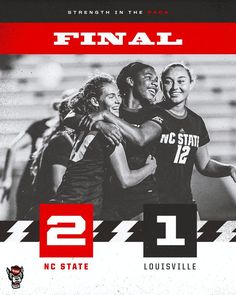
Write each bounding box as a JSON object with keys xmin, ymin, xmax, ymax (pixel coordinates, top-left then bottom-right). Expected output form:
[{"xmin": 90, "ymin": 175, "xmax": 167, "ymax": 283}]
[
  {"xmin": 84, "ymin": 63, "xmax": 236, "ymax": 215},
  {"xmin": 53, "ymin": 74, "xmax": 157, "ymax": 219},
  {"xmin": 154, "ymin": 63, "xmax": 236, "ymax": 204},
  {"xmin": 0, "ymin": 89, "xmax": 77, "ymax": 219},
  {"xmin": 25, "ymin": 97, "xmax": 75, "ymax": 219},
  {"xmin": 69, "ymin": 62, "xmax": 162, "ymax": 219},
  {"xmin": 75, "ymin": 63, "xmax": 161, "ymax": 219}
]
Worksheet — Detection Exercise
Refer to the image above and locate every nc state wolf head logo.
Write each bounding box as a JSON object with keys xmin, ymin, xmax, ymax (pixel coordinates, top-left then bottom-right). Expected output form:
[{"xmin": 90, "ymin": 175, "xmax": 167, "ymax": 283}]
[{"xmin": 6, "ymin": 265, "xmax": 24, "ymax": 289}]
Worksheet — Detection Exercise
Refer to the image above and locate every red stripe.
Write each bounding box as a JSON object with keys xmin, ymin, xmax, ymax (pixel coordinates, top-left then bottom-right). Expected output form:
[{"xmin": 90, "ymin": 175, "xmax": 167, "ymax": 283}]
[{"xmin": 0, "ymin": 22, "xmax": 236, "ymax": 54}]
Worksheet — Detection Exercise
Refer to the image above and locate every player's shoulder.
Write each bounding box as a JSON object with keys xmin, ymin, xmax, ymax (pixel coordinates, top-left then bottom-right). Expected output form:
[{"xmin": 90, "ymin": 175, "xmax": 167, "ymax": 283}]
[
  {"xmin": 29, "ymin": 117, "xmax": 52, "ymax": 129},
  {"xmin": 50, "ymin": 133, "xmax": 67, "ymax": 144},
  {"xmin": 50, "ymin": 131, "xmax": 73, "ymax": 147},
  {"xmin": 37, "ymin": 117, "xmax": 53, "ymax": 125},
  {"xmin": 146, "ymin": 103, "xmax": 169, "ymax": 121},
  {"xmin": 186, "ymin": 107, "xmax": 204, "ymax": 122}
]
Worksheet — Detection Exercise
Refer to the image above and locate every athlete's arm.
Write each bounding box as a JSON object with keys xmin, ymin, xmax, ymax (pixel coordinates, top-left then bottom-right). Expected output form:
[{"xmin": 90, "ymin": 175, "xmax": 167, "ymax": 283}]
[
  {"xmin": 64, "ymin": 111, "xmax": 122, "ymax": 145},
  {"xmin": 84, "ymin": 110, "xmax": 162, "ymax": 147},
  {"xmin": 1, "ymin": 132, "xmax": 32, "ymax": 200},
  {"xmin": 51, "ymin": 164, "xmax": 67, "ymax": 193},
  {"xmin": 109, "ymin": 144, "xmax": 156, "ymax": 189},
  {"xmin": 195, "ymin": 144, "xmax": 236, "ymax": 182},
  {"xmin": 93, "ymin": 121, "xmax": 123, "ymax": 146}
]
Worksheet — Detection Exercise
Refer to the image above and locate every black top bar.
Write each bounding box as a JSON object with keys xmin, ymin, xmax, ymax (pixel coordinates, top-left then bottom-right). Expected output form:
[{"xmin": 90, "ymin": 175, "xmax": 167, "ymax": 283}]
[{"xmin": 1, "ymin": 0, "xmax": 236, "ymax": 22}]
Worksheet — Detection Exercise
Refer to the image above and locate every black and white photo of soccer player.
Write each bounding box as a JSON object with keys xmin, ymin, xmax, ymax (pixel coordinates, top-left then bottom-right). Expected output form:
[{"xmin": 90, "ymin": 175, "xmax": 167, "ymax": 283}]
[
  {"xmin": 82, "ymin": 62, "xmax": 236, "ymax": 220},
  {"xmin": 0, "ymin": 54, "xmax": 236, "ymax": 220}
]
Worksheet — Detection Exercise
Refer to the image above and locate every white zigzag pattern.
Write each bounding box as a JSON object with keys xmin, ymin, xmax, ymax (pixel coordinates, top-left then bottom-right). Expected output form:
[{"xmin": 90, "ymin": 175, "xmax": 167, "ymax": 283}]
[
  {"xmin": 197, "ymin": 220, "xmax": 208, "ymax": 239},
  {"xmin": 110, "ymin": 221, "xmax": 138, "ymax": 242},
  {"xmin": 6, "ymin": 221, "xmax": 33, "ymax": 242},
  {"xmin": 213, "ymin": 221, "xmax": 236, "ymax": 242},
  {"xmin": 3, "ymin": 220, "xmax": 236, "ymax": 242},
  {"xmin": 93, "ymin": 221, "xmax": 103, "ymax": 238}
]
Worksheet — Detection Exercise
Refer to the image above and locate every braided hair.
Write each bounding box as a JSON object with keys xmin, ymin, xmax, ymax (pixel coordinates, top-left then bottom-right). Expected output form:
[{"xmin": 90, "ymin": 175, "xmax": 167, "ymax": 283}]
[{"xmin": 116, "ymin": 62, "xmax": 154, "ymax": 99}]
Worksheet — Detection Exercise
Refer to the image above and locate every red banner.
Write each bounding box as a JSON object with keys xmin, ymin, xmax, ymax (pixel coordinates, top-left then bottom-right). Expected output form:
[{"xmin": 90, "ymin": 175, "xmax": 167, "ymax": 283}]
[{"xmin": 0, "ymin": 22, "xmax": 236, "ymax": 54}]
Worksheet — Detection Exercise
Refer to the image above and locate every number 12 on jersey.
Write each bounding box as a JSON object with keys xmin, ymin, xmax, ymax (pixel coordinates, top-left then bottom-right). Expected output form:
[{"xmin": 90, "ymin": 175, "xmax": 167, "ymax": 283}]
[{"xmin": 174, "ymin": 145, "xmax": 191, "ymax": 164}]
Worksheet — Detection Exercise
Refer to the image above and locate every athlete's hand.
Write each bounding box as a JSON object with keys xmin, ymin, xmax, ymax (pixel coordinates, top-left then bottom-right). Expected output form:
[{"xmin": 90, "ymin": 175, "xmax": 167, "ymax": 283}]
[
  {"xmin": 145, "ymin": 155, "xmax": 157, "ymax": 175},
  {"xmin": 95, "ymin": 122, "xmax": 123, "ymax": 146},
  {"xmin": 79, "ymin": 111, "xmax": 105, "ymax": 130},
  {"xmin": 230, "ymin": 165, "xmax": 236, "ymax": 182},
  {"xmin": 2, "ymin": 177, "xmax": 12, "ymax": 191},
  {"xmin": 0, "ymin": 177, "xmax": 12, "ymax": 202}
]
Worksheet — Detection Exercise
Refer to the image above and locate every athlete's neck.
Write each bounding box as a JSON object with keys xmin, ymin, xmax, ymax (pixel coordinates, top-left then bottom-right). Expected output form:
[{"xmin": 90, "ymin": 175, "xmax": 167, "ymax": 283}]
[
  {"xmin": 169, "ymin": 103, "xmax": 187, "ymax": 117},
  {"xmin": 125, "ymin": 94, "xmax": 142, "ymax": 110}
]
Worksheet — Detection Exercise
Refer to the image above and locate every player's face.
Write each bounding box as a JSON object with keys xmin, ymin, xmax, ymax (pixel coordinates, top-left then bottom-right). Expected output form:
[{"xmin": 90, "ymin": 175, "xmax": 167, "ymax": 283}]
[
  {"xmin": 100, "ymin": 82, "xmax": 121, "ymax": 116},
  {"xmin": 161, "ymin": 66, "xmax": 193, "ymax": 105},
  {"xmin": 132, "ymin": 67, "xmax": 159, "ymax": 106}
]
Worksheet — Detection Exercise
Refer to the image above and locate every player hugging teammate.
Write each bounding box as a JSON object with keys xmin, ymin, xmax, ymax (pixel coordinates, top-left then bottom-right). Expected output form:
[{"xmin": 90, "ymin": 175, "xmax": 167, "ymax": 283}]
[
  {"xmin": 12, "ymin": 62, "xmax": 236, "ymax": 220},
  {"xmin": 67, "ymin": 62, "xmax": 236, "ymax": 220}
]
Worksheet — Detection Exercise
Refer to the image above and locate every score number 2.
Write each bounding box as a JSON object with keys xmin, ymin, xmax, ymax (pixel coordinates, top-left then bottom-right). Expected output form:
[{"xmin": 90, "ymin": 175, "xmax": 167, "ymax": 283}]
[
  {"xmin": 47, "ymin": 216, "xmax": 86, "ymax": 246},
  {"xmin": 40, "ymin": 204, "xmax": 93, "ymax": 258}
]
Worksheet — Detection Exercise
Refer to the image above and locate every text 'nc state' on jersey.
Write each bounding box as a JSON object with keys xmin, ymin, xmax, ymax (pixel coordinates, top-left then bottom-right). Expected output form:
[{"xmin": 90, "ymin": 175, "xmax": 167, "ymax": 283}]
[{"xmin": 160, "ymin": 132, "xmax": 200, "ymax": 147}]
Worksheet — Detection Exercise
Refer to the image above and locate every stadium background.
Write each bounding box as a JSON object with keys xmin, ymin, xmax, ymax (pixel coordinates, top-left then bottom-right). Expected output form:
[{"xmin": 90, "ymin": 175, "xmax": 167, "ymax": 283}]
[{"xmin": 0, "ymin": 54, "xmax": 236, "ymax": 220}]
